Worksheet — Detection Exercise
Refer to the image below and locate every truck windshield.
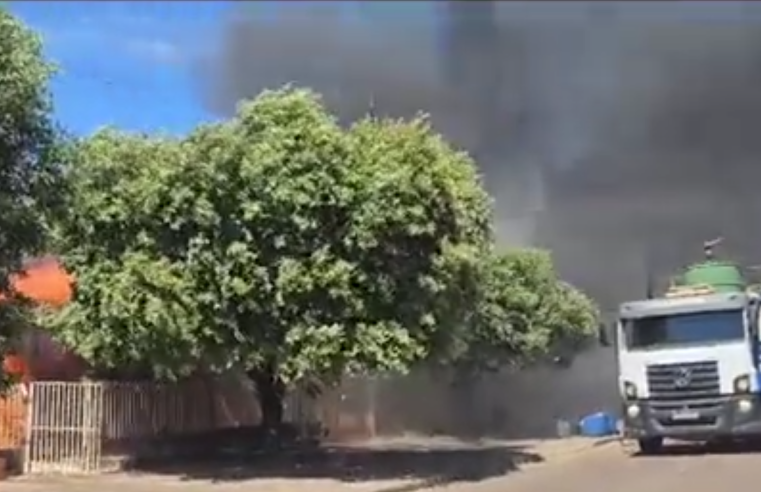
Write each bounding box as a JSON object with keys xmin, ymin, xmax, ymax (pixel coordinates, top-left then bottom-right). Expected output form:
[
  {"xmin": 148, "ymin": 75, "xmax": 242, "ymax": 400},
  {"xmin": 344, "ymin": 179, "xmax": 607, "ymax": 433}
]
[{"xmin": 625, "ymin": 309, "xmax": 744, "ymax": 349}]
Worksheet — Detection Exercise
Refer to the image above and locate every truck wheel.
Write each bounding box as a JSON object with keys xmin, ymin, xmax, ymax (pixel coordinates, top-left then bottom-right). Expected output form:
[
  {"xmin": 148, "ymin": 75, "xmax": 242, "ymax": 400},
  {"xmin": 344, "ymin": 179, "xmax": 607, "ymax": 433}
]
[{"xmin": 637, "ymin": 437, "xmax": 664, "ymax": 455}]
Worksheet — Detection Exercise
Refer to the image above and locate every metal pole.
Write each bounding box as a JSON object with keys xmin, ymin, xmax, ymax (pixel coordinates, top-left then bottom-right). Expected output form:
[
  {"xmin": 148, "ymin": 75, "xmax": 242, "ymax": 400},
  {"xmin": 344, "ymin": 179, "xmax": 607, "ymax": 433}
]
[
  {"xmin": 645, "ymin": 245, "xmax": 656, "ymax": 299},
  {"xmin": 367, "ymin": 94, "xmax": 377, "ymax": 120}
]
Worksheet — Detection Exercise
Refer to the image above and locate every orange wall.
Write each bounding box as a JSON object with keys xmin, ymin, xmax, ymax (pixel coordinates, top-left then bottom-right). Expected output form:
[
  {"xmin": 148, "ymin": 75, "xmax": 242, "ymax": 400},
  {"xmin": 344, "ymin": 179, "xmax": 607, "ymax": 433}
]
[
  {"xmin": 2, "ymin": 258, "xmax": 82, "ymax": 381},
  {"xmin": 4, "ymin": 257, "xmax": 73, "ymax": 307}
]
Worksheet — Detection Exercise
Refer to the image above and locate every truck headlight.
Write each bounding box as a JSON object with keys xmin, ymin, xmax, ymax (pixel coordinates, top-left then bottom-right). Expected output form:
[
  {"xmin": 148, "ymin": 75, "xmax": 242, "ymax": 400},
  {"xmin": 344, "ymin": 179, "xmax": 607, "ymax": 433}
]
[
  {"xmin": 738, "ymin": 398, "xmax": 754, "ymax": 414},
  {"xmin": 624, "ymin": 381, "xmax": 638, "ymax": 399},
  {"xmin": 734, "ymin": 374, "xmax": 751, "ymax": 393}
]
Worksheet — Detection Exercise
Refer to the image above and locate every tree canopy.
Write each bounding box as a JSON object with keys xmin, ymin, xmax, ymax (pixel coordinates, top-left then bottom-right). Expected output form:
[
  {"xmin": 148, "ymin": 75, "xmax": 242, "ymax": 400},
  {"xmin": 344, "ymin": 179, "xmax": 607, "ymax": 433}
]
[
  {"xmin": 459, "ymin": 249, "xmax": 598, "ymax": 374},
  {"xmin": 47, "ymin": 88, "xmax": 567, "ymax": 425},
  {"xmin": 0, "ymin": 8, "xmax": 66, "ymax": 390}
]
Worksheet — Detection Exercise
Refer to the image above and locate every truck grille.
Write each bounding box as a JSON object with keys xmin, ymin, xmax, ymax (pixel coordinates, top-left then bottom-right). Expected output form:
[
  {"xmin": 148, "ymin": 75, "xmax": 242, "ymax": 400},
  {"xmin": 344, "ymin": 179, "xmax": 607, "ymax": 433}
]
[{"xmin": 646, "ymin": 361, "xmax": 721, "ymax": 411}]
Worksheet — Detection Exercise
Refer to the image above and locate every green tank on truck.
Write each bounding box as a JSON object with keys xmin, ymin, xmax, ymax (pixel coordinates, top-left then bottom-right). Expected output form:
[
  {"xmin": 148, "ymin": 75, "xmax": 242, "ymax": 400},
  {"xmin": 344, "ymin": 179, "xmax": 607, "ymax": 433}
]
[
  {"xmin": 614, "ymin": 240, "xmax": 761, "ymax": 454},
  {"xmin": 676, "ymin": 260, "xmax": 746, "ymax": 293},
  {"xmin": 671, "ymin": 238, "xmax": 746, "ymax": 293}
]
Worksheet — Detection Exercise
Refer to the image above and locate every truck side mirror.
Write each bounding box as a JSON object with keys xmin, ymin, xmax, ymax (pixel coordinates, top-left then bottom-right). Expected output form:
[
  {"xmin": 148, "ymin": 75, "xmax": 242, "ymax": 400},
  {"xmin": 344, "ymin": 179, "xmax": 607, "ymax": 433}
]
[
  {"xmin": 598, "ymin": 322, "xmax": 612, "ymax": 347},
  {"xmin": 750, "ymin": 300, "xmax": 760, "ymax": 339}
]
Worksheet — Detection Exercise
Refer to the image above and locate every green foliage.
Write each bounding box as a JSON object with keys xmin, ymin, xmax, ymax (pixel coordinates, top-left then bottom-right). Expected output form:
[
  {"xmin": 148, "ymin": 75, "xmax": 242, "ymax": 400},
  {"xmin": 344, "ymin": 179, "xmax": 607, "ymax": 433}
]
[
  {"xmin": 46, "ymin": 88, "xmax": 493, "ymax": 389},
  {"xmin": 0, "ymin": 297, "xmax": 35, "ymax": 391},
  {"xmin": 0, "ymin": 9, "xmax": 66, "ymax": 390},
  {"xmin": 47, "ymin": 86, "xmax": 599, "ymax": 423},
  {"xmin": 0, "ymin": 9, "xmax": 65, "ymax": 267},
  {"xmin": 41, "ymin": 131, "xmax": 199, "ymax": 379},
  {"xmin": 459, "ymin": 249, "xmax": 599, "ymax": 372}
]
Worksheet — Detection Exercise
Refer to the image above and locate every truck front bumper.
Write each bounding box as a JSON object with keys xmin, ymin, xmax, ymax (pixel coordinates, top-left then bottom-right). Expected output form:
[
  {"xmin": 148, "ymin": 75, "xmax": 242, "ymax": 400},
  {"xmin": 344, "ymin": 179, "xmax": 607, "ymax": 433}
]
[{"xmin": 623, "ymin": 395, "xmax": 761, "ymax": 440}]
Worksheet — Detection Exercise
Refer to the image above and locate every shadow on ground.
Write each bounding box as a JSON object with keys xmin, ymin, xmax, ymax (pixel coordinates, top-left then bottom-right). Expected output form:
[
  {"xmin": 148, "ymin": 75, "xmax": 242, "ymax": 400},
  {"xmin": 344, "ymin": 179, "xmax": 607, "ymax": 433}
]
[{"xmin": 125, "ymin": 426, "xmax": 544, "ymax": 486}]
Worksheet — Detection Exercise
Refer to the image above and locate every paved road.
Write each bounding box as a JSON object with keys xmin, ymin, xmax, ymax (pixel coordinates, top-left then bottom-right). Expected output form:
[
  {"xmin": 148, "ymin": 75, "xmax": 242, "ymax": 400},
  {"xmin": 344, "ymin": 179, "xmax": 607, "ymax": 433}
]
[{"xmin": 467, "ymin": 442, "xmax": 761, "ymax": 492}]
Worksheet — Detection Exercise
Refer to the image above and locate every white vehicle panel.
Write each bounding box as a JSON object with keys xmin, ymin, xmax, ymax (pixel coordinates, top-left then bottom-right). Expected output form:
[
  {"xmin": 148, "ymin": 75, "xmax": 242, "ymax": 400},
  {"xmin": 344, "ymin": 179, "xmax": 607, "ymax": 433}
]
[{"xmin": 618, "ymin": 342, "xmax": 752, "ymax": 398}]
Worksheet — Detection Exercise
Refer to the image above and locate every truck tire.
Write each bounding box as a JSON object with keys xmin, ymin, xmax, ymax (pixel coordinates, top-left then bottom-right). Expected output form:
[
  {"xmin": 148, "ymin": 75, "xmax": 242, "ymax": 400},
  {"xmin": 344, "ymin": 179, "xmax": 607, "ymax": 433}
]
[{"xmin": 637, "ymin": 437, "xmax": 664, "ymax": 455}]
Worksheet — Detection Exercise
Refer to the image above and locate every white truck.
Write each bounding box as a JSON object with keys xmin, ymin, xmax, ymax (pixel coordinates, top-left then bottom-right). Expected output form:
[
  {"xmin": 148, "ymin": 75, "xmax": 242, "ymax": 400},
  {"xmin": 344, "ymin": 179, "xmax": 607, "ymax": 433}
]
[{"xmin": 615, "ymin": 248, "xmax": 761, "ymax": 454}]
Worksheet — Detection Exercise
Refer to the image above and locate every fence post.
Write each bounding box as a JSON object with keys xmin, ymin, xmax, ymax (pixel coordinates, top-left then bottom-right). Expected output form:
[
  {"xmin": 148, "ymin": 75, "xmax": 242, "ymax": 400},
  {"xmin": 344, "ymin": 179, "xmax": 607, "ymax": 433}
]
[
  {"xmin": 364, "ymin": 375, "xmax": 377, "ymax": 439},
  {"xmin": 22, "ymin": 383, "xmax": 35, "ymax": 474},
  {"xmin": 81, "ymin": 381, "xmax": 103, "ymax": 472},
  {"xmin": 205, "ymin": 376, "xmax": 216, "ymax": 431}
]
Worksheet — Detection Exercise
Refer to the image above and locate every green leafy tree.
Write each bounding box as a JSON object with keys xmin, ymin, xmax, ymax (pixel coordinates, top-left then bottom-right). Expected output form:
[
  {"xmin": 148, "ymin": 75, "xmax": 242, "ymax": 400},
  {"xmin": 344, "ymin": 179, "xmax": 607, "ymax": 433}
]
[
  {"xmin": 46, "ymin": 88, "xmax": 493, "ymax": 427},
  {"xmin": 44, "ymin": 132, "xmax": 197, "ymax": 380},
  {"xmin": 47, "ymin": 87, "xmax": 599, "ymax": 428},
  {"xmin": 0, "ymin": 9, "xmax": 66, "ymax": 390},
  {"xmin": 460, "ymin": 248, "xmax": 599, "ymax": 374}
]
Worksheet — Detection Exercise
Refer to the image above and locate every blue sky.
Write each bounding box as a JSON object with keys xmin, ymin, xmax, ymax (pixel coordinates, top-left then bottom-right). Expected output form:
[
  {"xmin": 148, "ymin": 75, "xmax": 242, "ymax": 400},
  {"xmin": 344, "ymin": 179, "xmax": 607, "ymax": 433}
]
[
  {"xmin": 9, "ymin": 1, "xmax": 427, "ymax": 137},
  {"xmin": 10, "ymin": 2, "xmax": 237, "ymax": 136}
]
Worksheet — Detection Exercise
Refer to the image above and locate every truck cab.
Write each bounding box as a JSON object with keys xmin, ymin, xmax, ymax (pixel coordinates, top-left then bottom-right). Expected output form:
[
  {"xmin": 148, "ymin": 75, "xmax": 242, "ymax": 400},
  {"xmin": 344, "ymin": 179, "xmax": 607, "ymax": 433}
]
[{"xmin": 616, "ymin": 245, "xmax": 761, "ymax": 454}]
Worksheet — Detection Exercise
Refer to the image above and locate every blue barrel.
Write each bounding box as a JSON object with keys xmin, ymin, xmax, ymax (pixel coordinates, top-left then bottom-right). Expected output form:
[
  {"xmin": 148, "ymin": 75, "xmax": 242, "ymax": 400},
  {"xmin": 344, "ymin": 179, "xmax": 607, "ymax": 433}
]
[{"xmin": 578, "ymin": 412, "xmax": 616, "ymax": 437}]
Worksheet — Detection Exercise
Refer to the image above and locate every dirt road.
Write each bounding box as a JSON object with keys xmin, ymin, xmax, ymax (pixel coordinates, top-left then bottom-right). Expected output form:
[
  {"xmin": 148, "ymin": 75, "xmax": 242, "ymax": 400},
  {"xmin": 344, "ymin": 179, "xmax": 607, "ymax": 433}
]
[{"xmin": 6, "ymin": 440, "xmax": 761, "ymax": 492}]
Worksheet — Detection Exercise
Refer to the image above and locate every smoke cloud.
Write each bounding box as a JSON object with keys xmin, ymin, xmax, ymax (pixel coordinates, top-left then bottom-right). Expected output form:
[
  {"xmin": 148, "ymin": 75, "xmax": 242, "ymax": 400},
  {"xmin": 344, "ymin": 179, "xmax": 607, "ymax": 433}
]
[
  {"xmin": 195, "ymin": 2, "xmax": 761, "ymax": 436},
  {"xmin": 198, "ymin": 3, "xmax": 761, "ymax": 307}
]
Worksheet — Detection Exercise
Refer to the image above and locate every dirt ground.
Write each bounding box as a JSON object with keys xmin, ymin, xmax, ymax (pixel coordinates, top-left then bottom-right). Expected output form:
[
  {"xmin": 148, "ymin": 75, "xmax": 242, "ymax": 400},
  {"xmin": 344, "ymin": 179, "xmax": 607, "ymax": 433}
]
[{"xmin": 2, "ymin": 437, "xmax": 616, "ymax": 492}]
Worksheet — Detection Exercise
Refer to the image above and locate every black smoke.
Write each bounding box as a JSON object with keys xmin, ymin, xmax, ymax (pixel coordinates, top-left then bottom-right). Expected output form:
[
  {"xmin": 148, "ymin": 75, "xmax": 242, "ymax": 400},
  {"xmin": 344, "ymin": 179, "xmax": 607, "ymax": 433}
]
[
  {"xmin": 193, "ymin": 1, "xmax": 761, "ymax": 440},
  {"xmin": 197, "ymin": 1, "xmax": 761, "ymax": 308}
]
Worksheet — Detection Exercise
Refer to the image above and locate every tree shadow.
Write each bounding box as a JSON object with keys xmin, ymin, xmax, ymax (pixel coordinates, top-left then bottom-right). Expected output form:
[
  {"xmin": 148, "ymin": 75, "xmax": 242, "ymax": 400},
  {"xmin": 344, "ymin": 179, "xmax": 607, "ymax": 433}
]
[{"xmin": 124, "ymin": 426, "xmax": 544, "ymax": 487}]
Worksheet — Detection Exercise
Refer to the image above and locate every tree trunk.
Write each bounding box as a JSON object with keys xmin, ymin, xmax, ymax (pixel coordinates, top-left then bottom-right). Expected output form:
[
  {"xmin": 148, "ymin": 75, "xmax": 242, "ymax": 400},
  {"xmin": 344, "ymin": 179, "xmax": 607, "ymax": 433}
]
[{"xmin": 249, "ymin": 366, "xmax": 285, "ymax": 431}]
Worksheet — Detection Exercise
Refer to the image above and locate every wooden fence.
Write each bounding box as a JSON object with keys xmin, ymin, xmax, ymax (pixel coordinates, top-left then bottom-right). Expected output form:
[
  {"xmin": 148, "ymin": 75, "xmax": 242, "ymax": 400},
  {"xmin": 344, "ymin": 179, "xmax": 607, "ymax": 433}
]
[
  {"xmin": 0, "ymin": 386, "xmax": 25, "ymax": 451},
  {"xmin": 0, "ymin": 354, "xmax": 618, "ymax": 475},
  {"xmin": 17, "ymin": 377, "xmax": 319, "ymax": 474}
]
